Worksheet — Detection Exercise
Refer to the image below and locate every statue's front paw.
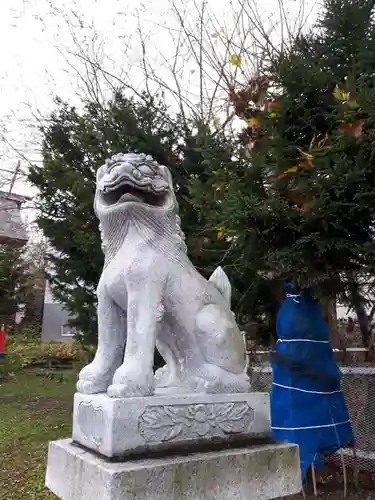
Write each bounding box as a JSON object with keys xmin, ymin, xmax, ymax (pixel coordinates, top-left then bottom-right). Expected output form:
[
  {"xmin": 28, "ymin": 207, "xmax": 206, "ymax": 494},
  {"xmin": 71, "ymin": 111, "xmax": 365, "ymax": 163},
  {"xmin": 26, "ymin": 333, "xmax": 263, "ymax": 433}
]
[
  {"xmin": 77, "ymin": 379, "xmax": 110, "ymax": 394},
  {"xmin": 77, "ymin": 362, "xmax": 115, "ymax": 394},
  {"xmin": 107, "ymin": 365, "xmax": 155, "ymax": 398}
]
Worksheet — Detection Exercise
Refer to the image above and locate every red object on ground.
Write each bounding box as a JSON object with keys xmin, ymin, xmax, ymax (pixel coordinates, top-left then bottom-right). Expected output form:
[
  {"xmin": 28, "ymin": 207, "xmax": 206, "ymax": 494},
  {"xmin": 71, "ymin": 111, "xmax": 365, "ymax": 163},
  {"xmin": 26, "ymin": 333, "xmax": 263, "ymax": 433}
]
[{"xmin": 0, "ymin": 326, "xmax": 6, "ymax": 355}]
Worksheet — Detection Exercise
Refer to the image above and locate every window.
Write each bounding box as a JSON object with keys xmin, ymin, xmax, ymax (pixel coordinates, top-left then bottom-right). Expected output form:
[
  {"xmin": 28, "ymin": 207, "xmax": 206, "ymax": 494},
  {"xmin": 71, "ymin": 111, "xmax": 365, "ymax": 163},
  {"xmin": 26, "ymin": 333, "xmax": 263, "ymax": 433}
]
[{"xmin": 61, "ymin": 324, "xmax": 76, "ymax": 337}]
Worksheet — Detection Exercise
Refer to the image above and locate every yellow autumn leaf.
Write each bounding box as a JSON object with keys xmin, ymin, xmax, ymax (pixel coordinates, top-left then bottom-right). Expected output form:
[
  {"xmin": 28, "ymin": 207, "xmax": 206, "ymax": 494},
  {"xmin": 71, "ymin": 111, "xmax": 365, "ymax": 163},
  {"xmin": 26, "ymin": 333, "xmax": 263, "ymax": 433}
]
[
  {"xmin": 333, "ymin": 85, "xmax": 350, "ymax": 101},
  {"xmin": 333, "ymin": 85, "xmax": 360, "ymax": 109},
  {"xmin": 285, "ymin": 166, "xmax": 299, "ymax": 175},
  {"xmin": 296, "ymin": 148, "xmax": 314, "ymax": 167},
  {"xmin": 217, "ymin": 231, "xmax": 224, "ymax": 240},
  {"xmin": 213, "ymin": 117, "xmax": 221, "ymax": 129},
  {"xmin": 347, "ymin": 99, "xmax": 360, "ymax": 110},
  {"xmin": 276, "ymin": 165, "xmax": 301, "ymax": 180},
  {"xmin": 299, "ymin": 151, "xmax": 313, "ymax": 163},
  {"xmin": 247, "ymin": 117, "xmax": 261, "ymax": 127},
  {"xmin": 333, "ymin": 85, "xmax": 343, "ymax": 100},
  {"xmin": 229, "ymin": 54, "xmax": 242, "ymax": 67}
]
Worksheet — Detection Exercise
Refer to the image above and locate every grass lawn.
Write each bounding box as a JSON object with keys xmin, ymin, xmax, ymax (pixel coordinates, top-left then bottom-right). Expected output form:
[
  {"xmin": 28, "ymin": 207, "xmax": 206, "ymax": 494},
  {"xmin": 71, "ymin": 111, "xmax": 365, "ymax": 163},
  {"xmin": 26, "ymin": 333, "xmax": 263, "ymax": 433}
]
[
  {"xmin": 1, "ymin": 367, "xmax": 375, "ymax": 500},
  {"xmin": 0, "ymin": 368, "xmax": 77, "ymax": 500}
]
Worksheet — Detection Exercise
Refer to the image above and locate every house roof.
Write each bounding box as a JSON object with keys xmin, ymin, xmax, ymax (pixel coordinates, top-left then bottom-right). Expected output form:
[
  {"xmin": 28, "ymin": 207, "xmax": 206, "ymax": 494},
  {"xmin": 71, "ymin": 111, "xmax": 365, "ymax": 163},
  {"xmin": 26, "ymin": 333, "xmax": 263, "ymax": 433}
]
[
  {"xmin": 0, "ymin": 191, "xmax": 32, "ymax": 204},
  {"xmin": 0, "ymin": 193, "xmax": 29, "ymax": 246}
]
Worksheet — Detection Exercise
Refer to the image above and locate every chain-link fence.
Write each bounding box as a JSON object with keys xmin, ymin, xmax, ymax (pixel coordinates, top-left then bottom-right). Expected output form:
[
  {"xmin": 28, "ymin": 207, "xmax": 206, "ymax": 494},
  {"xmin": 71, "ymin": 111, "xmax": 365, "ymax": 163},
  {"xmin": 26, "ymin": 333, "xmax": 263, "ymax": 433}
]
[{"xmin": 249, "ymin": 350, "xmax": 375, "ymax": 472}]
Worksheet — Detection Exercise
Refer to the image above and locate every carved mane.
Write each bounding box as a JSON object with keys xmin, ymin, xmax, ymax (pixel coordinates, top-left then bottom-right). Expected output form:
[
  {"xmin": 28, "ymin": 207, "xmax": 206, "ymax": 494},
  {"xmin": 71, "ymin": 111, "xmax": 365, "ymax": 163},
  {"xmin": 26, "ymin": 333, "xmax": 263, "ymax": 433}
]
[{"xmin": 96, "ymin": 153, "xmax": 187, "ymax": 258}]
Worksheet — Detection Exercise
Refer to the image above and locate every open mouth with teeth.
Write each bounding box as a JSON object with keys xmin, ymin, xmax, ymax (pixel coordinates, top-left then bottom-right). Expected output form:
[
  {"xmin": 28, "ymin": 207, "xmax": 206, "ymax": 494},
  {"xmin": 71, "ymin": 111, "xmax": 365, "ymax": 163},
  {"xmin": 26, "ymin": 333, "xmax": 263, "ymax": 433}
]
[{"xmin": 100, "ymin": 181, "xmax": 168, "ymax": 208}]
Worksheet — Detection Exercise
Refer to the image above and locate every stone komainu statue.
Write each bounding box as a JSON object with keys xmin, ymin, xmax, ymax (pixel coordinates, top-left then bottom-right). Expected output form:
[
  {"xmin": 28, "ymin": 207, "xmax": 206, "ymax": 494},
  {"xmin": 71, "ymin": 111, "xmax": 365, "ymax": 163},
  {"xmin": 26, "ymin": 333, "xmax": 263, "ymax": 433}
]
[{"xmin": 77, "ymin": 153, "xmax": 250, "ymax": 398}]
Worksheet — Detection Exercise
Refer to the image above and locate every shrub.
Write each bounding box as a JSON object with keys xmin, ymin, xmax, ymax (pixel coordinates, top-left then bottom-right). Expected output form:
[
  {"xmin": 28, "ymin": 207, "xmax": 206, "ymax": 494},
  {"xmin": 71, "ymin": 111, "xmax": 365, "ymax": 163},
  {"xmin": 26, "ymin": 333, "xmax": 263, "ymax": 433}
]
[{"xmin": 0, "ymin": 339, "xmax": 95, "ymax": 376}]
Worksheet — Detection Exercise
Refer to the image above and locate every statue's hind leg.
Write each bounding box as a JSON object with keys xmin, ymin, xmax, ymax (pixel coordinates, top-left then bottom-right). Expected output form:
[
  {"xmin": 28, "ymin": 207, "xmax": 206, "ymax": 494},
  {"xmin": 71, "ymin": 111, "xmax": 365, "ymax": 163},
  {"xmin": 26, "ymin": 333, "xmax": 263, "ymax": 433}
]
[
  {"xmin": 155, "ymin": 323, "xmax": 203, "ymax": 391},
  {"xmin": 199, "ymin": 364, "xmax": 251, "ymax": 393},
  {"xmin": 154, "ymin": 338, "xmax": 179, "ymax": 388},
  {"xmin": 195, "ymin": 304, "xmax": 251, "ymax": 394}
]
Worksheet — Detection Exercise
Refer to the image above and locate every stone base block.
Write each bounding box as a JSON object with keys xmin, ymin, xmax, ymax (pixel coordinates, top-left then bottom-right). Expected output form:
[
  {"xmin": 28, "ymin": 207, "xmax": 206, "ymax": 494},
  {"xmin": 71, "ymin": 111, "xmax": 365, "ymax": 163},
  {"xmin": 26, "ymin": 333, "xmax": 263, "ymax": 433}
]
[
  {"xmin": 46, "ymin": 439, "xmax": 301, "ymax": 500},
  {"xmin": 72, "ymin": 392, "xmax": 270, "ymax": 458}
]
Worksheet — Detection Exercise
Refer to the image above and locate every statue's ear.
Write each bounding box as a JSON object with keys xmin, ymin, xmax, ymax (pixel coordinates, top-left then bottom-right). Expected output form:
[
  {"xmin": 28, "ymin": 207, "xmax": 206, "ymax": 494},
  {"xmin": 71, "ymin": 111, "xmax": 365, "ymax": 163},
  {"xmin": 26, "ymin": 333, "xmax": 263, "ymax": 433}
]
[
  {"xmin": 159, "ymin": 165, "xmax": 173, "ymax": 185},
  {"xmin": 96, "ymin": 164, "xmax": 106, "ymax": 183}
]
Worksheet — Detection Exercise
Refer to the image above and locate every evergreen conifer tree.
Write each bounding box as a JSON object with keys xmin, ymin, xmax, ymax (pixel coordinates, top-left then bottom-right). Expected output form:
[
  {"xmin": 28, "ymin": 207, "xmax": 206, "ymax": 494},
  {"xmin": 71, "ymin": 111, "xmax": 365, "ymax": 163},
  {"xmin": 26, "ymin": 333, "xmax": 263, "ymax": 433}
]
[
  {"xmin": 0, "ymin": 245, "xmax": 29, "ymax": 326},
  {"xmin": 207, "ymin": 0, "xmax": 375, "ymax": 343},
  {"xmin": 29, "ymin": 93, "xmax": 235, "ymax": 344}
]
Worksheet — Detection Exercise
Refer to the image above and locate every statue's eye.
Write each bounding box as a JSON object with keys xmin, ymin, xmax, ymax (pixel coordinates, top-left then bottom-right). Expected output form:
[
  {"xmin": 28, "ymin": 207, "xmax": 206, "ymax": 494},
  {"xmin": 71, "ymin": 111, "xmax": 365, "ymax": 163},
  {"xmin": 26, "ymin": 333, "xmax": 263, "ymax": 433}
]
[
  {"xmin": 138, "ymin": 164, "xmax": 154, "ymax": 176},
  {"xmin": 132, "ymin": 168, "xmax": 142, "ymax": 180}
]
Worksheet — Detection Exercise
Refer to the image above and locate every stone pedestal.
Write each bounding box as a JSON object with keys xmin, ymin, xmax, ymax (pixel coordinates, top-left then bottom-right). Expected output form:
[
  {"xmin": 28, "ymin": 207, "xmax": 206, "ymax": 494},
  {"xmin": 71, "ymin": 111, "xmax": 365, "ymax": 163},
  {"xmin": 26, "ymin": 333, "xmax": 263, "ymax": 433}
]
[
  {"xmin": 47, "ymin": 391, "xmax": 301, "ymax": 499},
  {"xmin": 72, "ymin": 392, "xmax": 271, "ymax": 459},
  {"xmin": 46, "ymin": 439, "xmax": 301, "ymax": 500}
]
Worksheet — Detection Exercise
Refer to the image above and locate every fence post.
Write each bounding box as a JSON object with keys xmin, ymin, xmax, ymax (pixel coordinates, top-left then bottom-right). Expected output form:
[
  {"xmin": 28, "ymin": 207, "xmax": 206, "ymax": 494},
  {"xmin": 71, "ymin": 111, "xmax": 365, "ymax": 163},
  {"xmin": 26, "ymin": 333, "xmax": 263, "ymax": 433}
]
[{"xmin": 0, "ymin": 324, "xmax": 5, "ymax": 359}]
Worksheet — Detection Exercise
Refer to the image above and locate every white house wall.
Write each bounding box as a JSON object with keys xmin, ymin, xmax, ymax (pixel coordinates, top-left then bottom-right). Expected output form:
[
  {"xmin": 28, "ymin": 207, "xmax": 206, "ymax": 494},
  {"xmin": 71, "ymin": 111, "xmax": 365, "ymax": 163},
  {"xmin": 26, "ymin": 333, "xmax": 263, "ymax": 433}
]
[{"xmin": 41, "ymin": 281, "xmax": 74, "ymax": 343}]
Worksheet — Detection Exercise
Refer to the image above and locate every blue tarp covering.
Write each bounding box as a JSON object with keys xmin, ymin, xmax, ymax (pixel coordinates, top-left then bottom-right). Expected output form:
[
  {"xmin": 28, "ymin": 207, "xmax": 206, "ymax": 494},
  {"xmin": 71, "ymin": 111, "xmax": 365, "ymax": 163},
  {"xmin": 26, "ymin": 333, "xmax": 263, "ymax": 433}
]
[{"xmin": 271, "ymin": 284, "xmax": 354, "ymax": 477}]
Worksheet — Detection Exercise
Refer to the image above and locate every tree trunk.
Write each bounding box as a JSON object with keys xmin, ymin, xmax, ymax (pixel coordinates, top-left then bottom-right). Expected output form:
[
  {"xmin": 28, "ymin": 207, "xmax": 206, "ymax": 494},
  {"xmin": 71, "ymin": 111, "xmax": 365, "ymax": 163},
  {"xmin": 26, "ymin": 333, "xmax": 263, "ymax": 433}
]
[
  {"xmin": 323, "ymin": 299, "xmax": 344, "ymax": 349},
  {"xmin": 348, "ymin": 281, "xmax": 370, "ymax": 347}
]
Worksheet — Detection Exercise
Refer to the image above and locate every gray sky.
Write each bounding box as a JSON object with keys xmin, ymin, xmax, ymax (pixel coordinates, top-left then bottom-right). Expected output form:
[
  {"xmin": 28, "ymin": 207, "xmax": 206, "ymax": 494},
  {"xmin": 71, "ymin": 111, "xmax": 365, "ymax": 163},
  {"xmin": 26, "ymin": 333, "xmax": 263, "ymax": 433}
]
[
  {"xmin": 0, "ymin": 0, "xmax": 318, "ymax": 199},
  {"xmin": 0, "ymin": 0, "xmax": 146, "ymax": 196}
]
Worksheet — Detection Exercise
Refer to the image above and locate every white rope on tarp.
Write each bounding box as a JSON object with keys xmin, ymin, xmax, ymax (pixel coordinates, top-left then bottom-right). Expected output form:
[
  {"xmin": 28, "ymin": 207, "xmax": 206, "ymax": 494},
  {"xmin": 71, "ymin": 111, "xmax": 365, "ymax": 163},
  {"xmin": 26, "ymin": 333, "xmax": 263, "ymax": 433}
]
[
  {"xmin": 286, "ymin": 293, "xmax": 301, "ymax": 303},
  {"xmin": 247, "ymin": 347, "xmax": 369, "ymax": 353},
  {"xmin": 277, "ymin": 339, "xmax": 329, "ymax": 343},
  {"xmin": 272, "ymin": 382, "xmax": 342, "ymax": 395},
  {"xmin": 272, "ymin": 419, "xmax": 351, "ymax": 431}
]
